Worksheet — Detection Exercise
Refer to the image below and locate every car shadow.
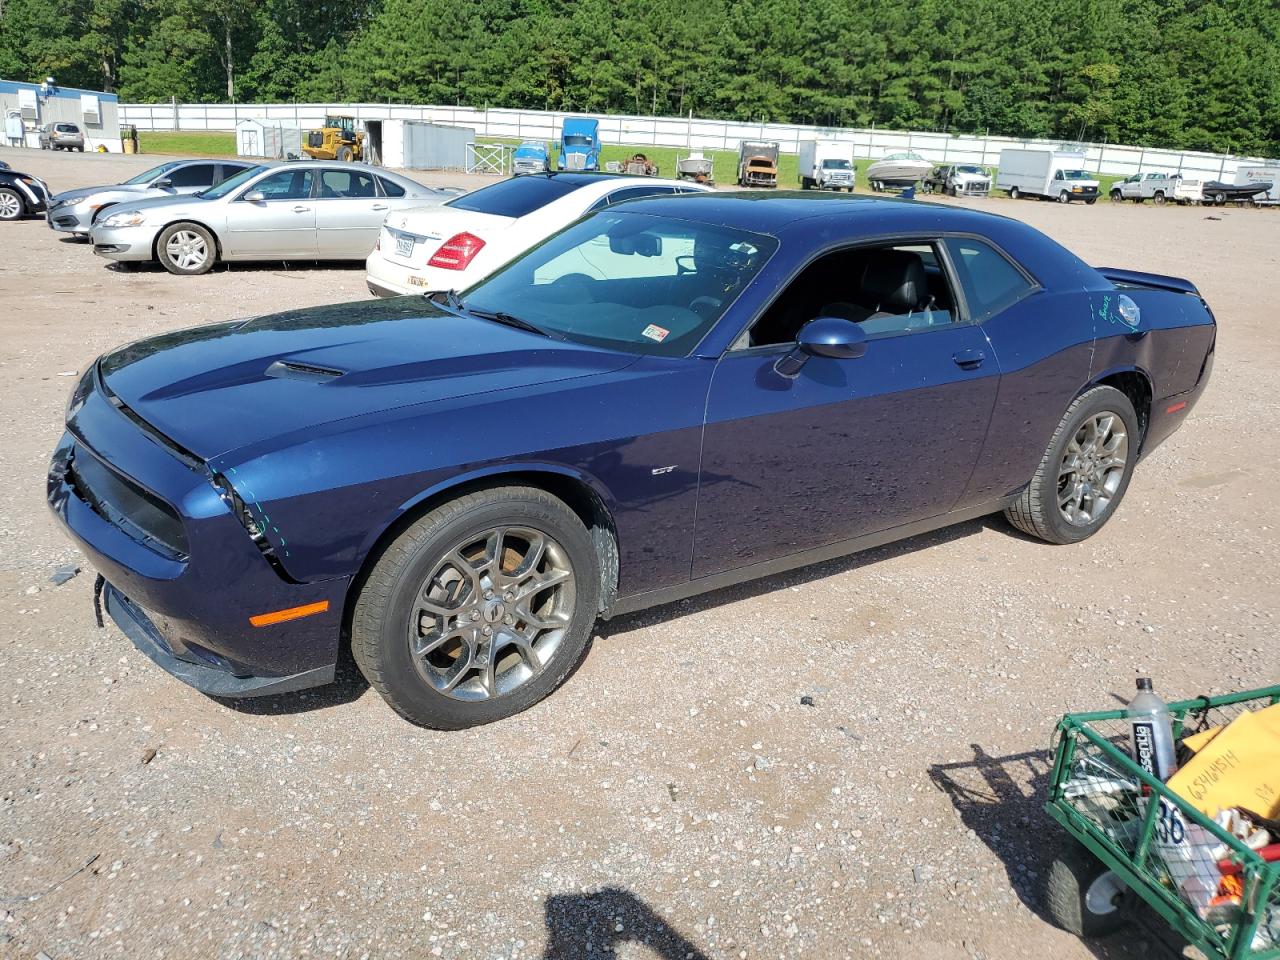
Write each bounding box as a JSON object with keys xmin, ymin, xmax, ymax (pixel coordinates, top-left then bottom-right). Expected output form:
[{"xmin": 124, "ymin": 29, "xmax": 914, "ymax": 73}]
[
  {"xmin": 106, "ymin": 259, "xmax": 369, "ymax": 275},
  {"xmin": 541, "ymin": 887, "xmax": 709, "ymax": 960},
  {"xmin": 928, "ymin": 744, "xmax": 1184, "ymax": 959}
]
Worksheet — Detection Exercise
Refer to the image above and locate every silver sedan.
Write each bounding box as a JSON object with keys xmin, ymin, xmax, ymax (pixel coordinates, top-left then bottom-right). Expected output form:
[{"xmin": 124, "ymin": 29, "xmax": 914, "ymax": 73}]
[
  {"xmin": 47, "ymin": 159, "xmax": 255, "ymax": 238},
  {"xmin": 89, "ymin": 162, "xmax": 463, "ymax": 275}
]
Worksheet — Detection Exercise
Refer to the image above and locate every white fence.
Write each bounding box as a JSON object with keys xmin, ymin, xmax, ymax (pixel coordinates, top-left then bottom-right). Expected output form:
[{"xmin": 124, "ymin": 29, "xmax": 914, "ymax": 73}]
[{"xmin": 120, "ymin": 101, "xmax": 1273, "ymax": 180}]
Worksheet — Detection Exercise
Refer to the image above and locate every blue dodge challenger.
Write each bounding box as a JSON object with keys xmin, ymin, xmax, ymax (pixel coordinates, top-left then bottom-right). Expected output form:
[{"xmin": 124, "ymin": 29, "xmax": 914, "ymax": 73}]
[{"xmin": 48, "ymin": 193, "xmax": 1215, "ymax": 728}]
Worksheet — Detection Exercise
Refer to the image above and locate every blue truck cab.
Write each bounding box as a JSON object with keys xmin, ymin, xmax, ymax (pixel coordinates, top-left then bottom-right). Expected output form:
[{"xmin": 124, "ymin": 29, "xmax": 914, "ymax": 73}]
[{"xmin": 557, "ymin": 118, "xmax": 602, "ymax": 171}]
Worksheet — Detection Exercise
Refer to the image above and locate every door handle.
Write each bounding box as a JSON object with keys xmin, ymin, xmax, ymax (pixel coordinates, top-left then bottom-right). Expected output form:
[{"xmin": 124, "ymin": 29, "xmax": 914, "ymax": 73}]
[
  {"xmin": 952, "ymin": 348, "xmax": 985, "ymax": 369},
  {"xmin": 293, "ymin": 205, "xmax": 310, "ymax": 213},
  {"xmin": 372, "ymin": 203, "xmax": 388, "ymax": 211}
]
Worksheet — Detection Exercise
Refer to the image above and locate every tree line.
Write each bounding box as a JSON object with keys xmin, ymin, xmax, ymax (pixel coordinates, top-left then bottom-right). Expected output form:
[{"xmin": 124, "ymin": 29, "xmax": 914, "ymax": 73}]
[{"xmin": 2, "ymin": 0, "xmax": 1277, "ymax": 156}]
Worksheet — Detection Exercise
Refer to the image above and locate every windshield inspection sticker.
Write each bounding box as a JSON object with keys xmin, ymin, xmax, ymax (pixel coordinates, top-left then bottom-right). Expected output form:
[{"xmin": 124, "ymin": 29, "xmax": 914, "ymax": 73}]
[{"xmin": 641, "ymin": 324, "xmax": 670, "ymax": 343}]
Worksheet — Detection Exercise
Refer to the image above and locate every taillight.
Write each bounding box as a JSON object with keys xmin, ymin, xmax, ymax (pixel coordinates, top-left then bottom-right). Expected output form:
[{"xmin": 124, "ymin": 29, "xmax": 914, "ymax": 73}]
[{"xmin": 427, "ymin": 232, "xmax": 485, "ymax": 270}]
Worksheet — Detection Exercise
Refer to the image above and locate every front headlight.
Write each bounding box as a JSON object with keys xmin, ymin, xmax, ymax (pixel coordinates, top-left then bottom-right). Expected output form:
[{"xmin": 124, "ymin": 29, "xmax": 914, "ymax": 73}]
[
  {"xmin": 59, "ymin": 196, "xmax": 87, "ymax": 206},
  {"xmin": 99, "ymin": 210, "xmax": 146, "ymax": 228}
]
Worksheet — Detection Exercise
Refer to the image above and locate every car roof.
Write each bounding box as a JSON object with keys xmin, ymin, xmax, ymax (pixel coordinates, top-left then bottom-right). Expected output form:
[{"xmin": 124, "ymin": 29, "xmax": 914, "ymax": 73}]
[{"xmin": 609, "ymin": 190, "xmax": 1011, "ymax": 232}]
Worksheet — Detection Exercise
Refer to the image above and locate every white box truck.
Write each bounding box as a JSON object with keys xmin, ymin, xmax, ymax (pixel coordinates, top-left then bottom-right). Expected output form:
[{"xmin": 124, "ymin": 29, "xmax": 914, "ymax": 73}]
[
  {"xmin": 797, "ymin": 140, "xmax": 856, "ymax": 191},
  {"xmin": 997, "ymin": 149, "xmax": 1100, "ymax": 204}
]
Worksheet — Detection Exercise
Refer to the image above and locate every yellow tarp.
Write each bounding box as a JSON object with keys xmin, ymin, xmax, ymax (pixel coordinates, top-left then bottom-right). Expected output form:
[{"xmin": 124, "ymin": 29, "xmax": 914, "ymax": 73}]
[{"xmin": 1168, "ymin": 701, "xmax": 1280, "ymax": 819}]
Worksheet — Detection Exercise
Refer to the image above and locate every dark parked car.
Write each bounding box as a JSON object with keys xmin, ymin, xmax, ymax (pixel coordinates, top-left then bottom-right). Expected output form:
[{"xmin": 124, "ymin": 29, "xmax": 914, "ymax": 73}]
[
  {"xmin": 48, "ymin": 193, "xmax": 1216, "ymax": 728},
  {"xmin": 40, "ymin": 122, "xmax": 85, "ymax": 151},
  {"xmin": 0, "ymin": 166, "xmax": 50, "ymax": 220}
]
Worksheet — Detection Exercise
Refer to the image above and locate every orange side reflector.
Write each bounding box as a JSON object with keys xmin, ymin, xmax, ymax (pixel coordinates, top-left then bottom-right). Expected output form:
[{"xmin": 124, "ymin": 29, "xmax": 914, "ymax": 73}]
[
  {"xmin": 1166, "ymin": 401, "xmax": 1188, "ymax": 414},
  {"xmin": 250, "ymin": 600, "xmax": 330, "ymax": 628}
]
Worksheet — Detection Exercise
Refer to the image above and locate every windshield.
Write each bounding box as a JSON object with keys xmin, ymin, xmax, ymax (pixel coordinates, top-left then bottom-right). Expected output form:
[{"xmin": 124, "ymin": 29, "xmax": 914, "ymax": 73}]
[
  {"xmin": 125, "ymin": 162, "xmax": 181, "ymax": 185},
  {"xmin": 1060, "ymin": 169, "xmax": 1092, "ymax": 180},
  {"xmin": 197, "ymin": 164, "xmax": 267, "ymax": 199},
  {"xmin": 957, "ymin": 165, "xmax": 985, "ymax": 174},
  {"xmin": 821, "ymin": 159, "xmax": 852, "ymax": 170},
  {"xmin": 563, "ymin": 135, "xmax": 593, "ymax": 147},
  {"xmin": 461, "ymin": 212, "xmax": 777, "ymax": 357}
]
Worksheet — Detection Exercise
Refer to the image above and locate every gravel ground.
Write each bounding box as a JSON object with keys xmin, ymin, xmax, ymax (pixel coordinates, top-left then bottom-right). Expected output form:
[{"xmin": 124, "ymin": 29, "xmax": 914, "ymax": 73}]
[{"xmin": 0, "ymin": 147, "xmax": 1275, "ymax": 960}]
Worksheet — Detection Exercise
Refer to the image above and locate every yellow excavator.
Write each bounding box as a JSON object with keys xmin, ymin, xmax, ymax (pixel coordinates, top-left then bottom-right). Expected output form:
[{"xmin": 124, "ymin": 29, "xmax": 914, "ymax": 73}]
[{"xmin": 301, "ymin": 115, "xmax": 364, "ymax": 162}]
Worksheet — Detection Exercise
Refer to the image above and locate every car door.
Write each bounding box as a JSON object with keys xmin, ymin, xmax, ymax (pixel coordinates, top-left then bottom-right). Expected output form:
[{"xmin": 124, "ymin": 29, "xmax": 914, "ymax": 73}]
[
  {"xmin": 314, "ymin": 167, "xmax": 389, "ymax": 258},
  {"xmin": 222, "ymin": 168, "xmax": 317, "ymax": 259},
  {"xmin": 691, "ymin": 240, "xmax": 1001, "ymax": 578}
]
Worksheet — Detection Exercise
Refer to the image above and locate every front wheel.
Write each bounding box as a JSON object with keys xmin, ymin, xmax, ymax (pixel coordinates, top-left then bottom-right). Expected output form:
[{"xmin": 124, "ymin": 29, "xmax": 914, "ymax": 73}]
[
  {"xmin": 1005, "ymin": 385, "xmax": 1139, "ymax": 544},
  {"xmin": 1110, "ymin": 190, "xmax": 1122, "ymax": 203},
  {"xmin": 0, "ymin": 187, "xmax": 24, "ymax": 221},
  {"xmin": 156, "ymin": 222, "xmax": 216, "ymax": 275},
  {"xmin": 1045, "ymin": 845, "xmax": 1132, "ymax": 938},
  {"xmin": 336, "ymin": 145, "xmax": 354, "ymax": 162},
  {"xmin": 1085, "ymin": 198, "xmax": 1097, "ymax": 205},
  {"xmin": 1058, "ymin": 190, "xmax": 1071, "ymax": 203},
  {"xmin": 351, "ymin": 486, "xmax": 601, "ymax": 729}
]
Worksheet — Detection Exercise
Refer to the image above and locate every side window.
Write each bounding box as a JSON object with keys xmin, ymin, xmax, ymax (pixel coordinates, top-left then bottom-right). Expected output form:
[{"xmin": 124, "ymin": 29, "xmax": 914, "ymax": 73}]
[
  {"xmin": 166, "ymin": 164, "xmax": 217, "ymax": 188},
  {"xmin": 216, "ymin": 163, "xmax": 251, "ymax": 184},
  {"xmin": 318, "ymin": 168, "xmax": 378, "ymax": 199},
  {"xmin": 247, "ymin": 169, "xmax": 314, "ymax": 201},
  {"xmin": 944, "ymin": 238, "xmax": 1035, "ymax": 321},
  {"xmin": 606, "ymin": 185, "xmax": 677, "ymax": 205},
  {"xmin": 378, "ymin": 176, "xmax": 406, "ymax": 198},
  {"xmin": 1054, "ymin": 170, "xmax": 1064, "ymax": 180},
  {"xmin": 745, "ymin": 242, "xmax": 958, "ymax": 348}
]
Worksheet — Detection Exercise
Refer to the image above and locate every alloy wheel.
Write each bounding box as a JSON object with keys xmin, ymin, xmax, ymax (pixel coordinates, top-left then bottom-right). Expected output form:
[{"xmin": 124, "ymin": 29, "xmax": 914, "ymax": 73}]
[
  {"xmin": 165, "ymin": 230, "xmax": 209, "ymax": 270},
  {"xmin": 0, "ymin": 192, "xmax": 21, "ymax": 220},
  {"xmin": 1057, "ymin": 412, "xmax": 1128, "ymax": 526},
  {"xmin": 409, "ymin": 526, "xmax": 575, "ymax": 701}
]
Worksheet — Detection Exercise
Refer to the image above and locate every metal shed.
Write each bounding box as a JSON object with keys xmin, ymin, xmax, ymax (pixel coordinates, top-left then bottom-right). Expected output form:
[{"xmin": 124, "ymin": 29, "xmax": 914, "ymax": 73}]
[
  {"xmin": 0, "ymin": 79, "xmax": 121, "ymax": 151},
  {"xmin": 376, "ymin": 119, "xmax": 474, "ymax": 170},
  {"xmin": 235, "ymin": 118, "xmax": 303, "ymax": 159}
]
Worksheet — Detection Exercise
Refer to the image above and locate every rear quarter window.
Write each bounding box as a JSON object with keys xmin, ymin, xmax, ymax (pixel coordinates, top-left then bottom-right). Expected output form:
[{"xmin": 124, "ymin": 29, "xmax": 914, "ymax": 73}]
[
  {"xmin": 945, "ymin": 238, "xmax": 1037, "ymax": 321},
  {"xmin": 448, "ymin": 176, "xmax": 590, "ymax": 218}
]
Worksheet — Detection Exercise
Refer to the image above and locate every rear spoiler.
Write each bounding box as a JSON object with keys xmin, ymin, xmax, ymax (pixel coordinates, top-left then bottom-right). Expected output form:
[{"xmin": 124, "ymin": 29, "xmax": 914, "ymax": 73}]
[{"xmin": 1096, "ymin": 267, "xmax": 1200, "ymax": 296}]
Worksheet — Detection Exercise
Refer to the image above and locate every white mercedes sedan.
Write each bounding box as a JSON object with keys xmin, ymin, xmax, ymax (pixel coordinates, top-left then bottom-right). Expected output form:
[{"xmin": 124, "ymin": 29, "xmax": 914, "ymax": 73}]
[{"xmin": 365, "ymin": 173, "xmax": 712, "ymax": 297}]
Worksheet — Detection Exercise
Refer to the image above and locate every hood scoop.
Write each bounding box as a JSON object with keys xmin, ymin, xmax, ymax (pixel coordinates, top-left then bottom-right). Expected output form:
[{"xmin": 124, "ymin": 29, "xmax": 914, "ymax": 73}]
[{"xmin": 264, "ymin": 359, "xmax": 345, "ymax": 383}]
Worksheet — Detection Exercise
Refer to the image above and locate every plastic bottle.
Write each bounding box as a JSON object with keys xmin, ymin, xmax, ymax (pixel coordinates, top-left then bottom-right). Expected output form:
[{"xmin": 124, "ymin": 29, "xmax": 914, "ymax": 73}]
[{"xmin": 1128, "ymin": 676, "xmax": 1178, "ymax": 781}]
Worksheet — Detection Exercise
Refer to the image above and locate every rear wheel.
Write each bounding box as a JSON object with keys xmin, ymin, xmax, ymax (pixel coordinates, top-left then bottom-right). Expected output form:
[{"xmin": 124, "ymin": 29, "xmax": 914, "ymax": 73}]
[
  {"xmin": 1008, "ymin": 186, "xmax": 1020, "ymax": 199},
  {"xmin": 1005, "ymin": 385, "xmax": 1138, "ymax": 544},
  {"xmin": 1046, "ymin": 845, "xmax": 1132, "ymax": 938},
  {"xmin": 156, "ymin": 222, "xmax": 216, "ymax": 276},
  {"xmin": 0, "ymin": 188, "xmax": 24, "ymax": 221},
  {"xmin": 1153, "ymin": 191, "xmax": 1166, "ymax": 205},
  {"xmin": 1214, "ymin": 191, "xmax": 1227, "ymax": 205},
  {"xmin": 351, "ymin": 486, "xmax": 601, "ymax": 729}
]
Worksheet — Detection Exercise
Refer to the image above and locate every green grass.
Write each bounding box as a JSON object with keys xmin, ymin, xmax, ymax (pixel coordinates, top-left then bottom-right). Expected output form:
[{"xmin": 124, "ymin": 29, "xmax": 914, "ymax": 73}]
[{"xmin": 138, "ymin": 130, "xmax": 237, "ymax": 156}]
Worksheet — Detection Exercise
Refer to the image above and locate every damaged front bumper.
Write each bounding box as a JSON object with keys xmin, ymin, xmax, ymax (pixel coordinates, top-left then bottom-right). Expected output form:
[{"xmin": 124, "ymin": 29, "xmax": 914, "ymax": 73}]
[{"xmin": 47, "ymin": 367, "xmax": 348, "ymax": 698}]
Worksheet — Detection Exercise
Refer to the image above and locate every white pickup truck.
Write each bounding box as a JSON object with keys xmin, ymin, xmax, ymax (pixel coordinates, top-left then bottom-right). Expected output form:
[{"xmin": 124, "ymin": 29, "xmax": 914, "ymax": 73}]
[{"xmin": 1110, "ymin": 172, "xmax": 1203, "ymax": 205}]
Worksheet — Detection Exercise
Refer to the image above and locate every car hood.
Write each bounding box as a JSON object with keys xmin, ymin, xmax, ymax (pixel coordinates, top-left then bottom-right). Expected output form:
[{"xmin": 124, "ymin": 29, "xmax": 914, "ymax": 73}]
[
  {"xmin": 100, "ymin": 193, "xmax": 216, "ymax": 219},
  {"xmin": 53, "ymin": 183, "xmax": 149, "ymax": 202},
  {"xmin": 97, "ymin": 297, "xmax": 636, "ymax": 461}
]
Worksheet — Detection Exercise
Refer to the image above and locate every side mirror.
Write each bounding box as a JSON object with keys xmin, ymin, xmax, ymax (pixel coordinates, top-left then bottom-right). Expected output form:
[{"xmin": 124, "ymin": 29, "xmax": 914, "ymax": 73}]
[
  {"xmin": 154, "ymin": 178, "xmax": 172, "ymax": 189},
  {"xmin": 243, "ymin": 190, "xmax": 266, "ymax": 203},
  {"xmin": 774, "ymin": 317, "xmax": 867, "ymax": 377}
]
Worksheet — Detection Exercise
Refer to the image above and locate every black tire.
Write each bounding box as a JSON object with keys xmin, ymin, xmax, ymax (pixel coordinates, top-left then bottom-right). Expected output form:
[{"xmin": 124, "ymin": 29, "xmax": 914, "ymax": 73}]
[
  {"xmin": 336, "ymin": 145, "xmax": 354, "ymax": 162},
  {"xmin": 800, "ymin": 177, "xmax": 811, "ymax": 190},
  {"xmin": 351, "ymin": 486, "xmax": 601, "ymax": 729},
  {"xmin": 1005, "ymin": 385, "xmax": 1139, "ymax": 544},
  {"xmin": 1153, "ymin": 191, "xmax": 1165, "ymax": 205},
  {"xmin": 1058, "ymin": 190, "xmax": 1071, "ymax": 203},
  {"xmin": 155, "ymin": 222, "xmax": 217, "ymax": 276},
  {"xmin": 1214, "ymin": 192, "xmax": 1227, "ymax": 205},
  {"xmin": 1110, "ymin": 190, "xmax": 1122, "ymax": 203},
  {"xmin": 1085, "ymin": 198, "xmax": 1097, "ymax": 205},
  {"xmin": 946, "ymin": 184, "xmax": 957, "ymax": 197},
  {"xmin": 0, "ymin": 187, "xmax": 25, "ymax": 221},
  {"xmin": 77, "ymin": 145, "xmax": 85, "ymax": 152},
  {"xmin": 1008, "ymin": 186, "xmax": 1020, "ymax": 199},
  {"xmin": 1045, "ymin": 845, "xmax": 1132, "ymax": 938}
]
